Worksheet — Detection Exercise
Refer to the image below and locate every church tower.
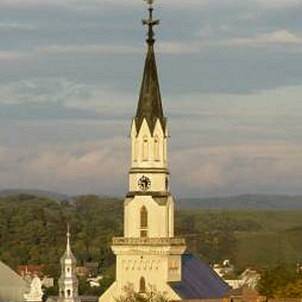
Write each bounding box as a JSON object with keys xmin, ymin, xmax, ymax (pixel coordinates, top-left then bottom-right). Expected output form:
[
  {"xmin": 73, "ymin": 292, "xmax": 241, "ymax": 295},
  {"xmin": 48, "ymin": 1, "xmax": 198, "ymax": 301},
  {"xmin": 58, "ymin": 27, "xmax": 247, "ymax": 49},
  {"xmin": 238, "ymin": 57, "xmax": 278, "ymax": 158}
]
[
  {"xmin": 58, "ymin": 226, "xmax": 80, "ymax": 302},
  {"xmin": 126, "ymin": 0, "xmax": 174, "ymax": 240},
  {"xmin": 99, "ymin": 2, "xmax": 186, "ymax": 301},
  {"xmin": 99, "ymin": 1, "xmax": 230, "ymax": 301}
]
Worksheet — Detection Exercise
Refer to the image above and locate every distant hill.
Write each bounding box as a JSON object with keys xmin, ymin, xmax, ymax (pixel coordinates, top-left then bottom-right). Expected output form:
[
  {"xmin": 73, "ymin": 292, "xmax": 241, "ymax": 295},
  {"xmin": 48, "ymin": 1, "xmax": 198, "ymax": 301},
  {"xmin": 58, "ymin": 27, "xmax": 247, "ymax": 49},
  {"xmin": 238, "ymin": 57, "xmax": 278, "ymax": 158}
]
[
  {"xmin": 178, "ymin": 194, "xmax": 302, "ymax": 210},
  {"xmin": 1, "ymin": 190, "xmax": 302, "ymax": 210},
  {"xmin": 0, "ymin": 189, "xmax": 73, "ymax": 203}
]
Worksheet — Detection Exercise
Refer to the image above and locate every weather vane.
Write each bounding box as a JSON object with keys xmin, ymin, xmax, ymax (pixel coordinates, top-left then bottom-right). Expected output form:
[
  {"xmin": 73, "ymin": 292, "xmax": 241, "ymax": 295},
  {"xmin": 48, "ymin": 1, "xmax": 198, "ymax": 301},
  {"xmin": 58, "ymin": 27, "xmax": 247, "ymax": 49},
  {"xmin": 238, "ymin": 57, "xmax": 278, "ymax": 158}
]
[{"xmin": 142, "ymin": 0, "xmax": 159, "ymax": 45}]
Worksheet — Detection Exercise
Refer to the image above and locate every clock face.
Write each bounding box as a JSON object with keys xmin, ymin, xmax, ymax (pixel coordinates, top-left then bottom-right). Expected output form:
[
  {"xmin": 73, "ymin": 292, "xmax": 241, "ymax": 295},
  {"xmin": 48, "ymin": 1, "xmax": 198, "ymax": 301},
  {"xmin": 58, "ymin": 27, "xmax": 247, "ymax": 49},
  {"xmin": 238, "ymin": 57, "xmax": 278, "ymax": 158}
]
[{"xmin": 138, "ymin": 176, "xmax": 151, "ymax": 191}]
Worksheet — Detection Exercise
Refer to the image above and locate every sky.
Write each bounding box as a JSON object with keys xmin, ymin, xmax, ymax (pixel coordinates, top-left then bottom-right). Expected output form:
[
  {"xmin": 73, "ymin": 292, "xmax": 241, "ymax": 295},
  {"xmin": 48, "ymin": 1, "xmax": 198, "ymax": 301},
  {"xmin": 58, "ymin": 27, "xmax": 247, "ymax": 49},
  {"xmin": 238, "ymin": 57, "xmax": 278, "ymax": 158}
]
[{"xmin": 0, "ymin": 0, "xmax": 302, "ymax": 198}]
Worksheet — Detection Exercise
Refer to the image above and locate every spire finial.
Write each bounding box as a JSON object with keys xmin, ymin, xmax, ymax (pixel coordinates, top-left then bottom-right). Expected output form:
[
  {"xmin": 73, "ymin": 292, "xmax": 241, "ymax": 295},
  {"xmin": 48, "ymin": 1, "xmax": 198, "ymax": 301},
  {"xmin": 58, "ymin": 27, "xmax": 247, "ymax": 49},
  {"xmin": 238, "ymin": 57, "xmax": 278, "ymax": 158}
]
[
  {"xmin": 66, "ymin": 223, "xmax": 71, "ymax": 253},
  {"xmin": 142, "ymin": 0, "xmax": 159, "ymax": 46}
]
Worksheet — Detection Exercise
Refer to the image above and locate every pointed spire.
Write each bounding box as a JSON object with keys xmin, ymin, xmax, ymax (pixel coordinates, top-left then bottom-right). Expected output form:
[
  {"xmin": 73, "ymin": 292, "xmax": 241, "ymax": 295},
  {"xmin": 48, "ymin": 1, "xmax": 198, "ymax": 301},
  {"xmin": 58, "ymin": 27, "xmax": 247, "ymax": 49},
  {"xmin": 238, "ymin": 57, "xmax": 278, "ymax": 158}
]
[
  {"xmin": 59, "ymin": 224, "xmax": 80, "ymax": 302},
  {"xmin": 66, "ymin": 223, "xmax": 71, "ymax": 255},
  {"xmin": 61, "ymin": 223, "xmax": 76, "ymax": 262},
  {"xmin": 135, "ymin": 0, "xmax": 166, "ymax": 134}
]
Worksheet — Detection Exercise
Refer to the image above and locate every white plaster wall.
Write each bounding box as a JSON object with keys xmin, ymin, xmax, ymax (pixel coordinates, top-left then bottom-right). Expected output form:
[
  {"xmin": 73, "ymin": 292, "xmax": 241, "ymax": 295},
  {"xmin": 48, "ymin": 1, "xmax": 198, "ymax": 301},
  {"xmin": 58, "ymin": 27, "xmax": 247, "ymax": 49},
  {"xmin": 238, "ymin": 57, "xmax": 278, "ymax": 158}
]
[
  {"xmin": 99, "ymin": 250, "xmax": 182, "ymax": 302},
  {"xmin": 130, "ymin": 119, "xmax": 167, "ymax": 169},
  {"xmin": 124, "ymin": 195, "xmax": 174, "ymax": 238},
  {"xmin": 129, "ymin": 172, "xmax": 168, "ymax": 192}
]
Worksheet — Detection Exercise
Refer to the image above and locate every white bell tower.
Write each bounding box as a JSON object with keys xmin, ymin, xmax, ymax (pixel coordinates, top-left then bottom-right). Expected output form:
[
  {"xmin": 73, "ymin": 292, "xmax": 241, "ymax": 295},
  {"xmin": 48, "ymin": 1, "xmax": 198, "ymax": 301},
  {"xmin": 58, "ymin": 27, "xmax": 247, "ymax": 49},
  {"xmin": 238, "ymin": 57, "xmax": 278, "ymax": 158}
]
[
  {"xmin": 99, "ymin": 2, "xmax": 186, "ymax": 301},
  {"xmin": 58, "ymin": 226, "xmax": 80, "ymax": 302}
]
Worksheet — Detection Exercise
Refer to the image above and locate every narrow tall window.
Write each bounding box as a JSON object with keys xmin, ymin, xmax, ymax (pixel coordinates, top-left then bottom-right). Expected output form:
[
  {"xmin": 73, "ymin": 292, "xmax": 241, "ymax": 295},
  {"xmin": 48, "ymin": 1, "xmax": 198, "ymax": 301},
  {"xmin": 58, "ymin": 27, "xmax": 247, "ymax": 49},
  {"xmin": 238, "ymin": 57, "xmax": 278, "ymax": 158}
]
[
  {"xmin": 139, "ymin": 277, "xmax": 146, "ymax": 293},
  {"xmin": 133, "ymin": 140, "xmax": 138, "ymax": 162},
  {"xmin": 140, "ymin": 206, "xmax": 148, "ymax": 237},
  {"xmin": 143, "ymin": 136, "xmax": 148, "ymax": 161},
  {"xmin": 154, "ymin": 136, "xmax": 160, "ymax": 161},
  {"xmin": 140, "ymin": 206, "xmax": 148, "ymax": 228},
  {"xmin": 163, "ymin": 139, "xmax": 167, "ymax": 162}
]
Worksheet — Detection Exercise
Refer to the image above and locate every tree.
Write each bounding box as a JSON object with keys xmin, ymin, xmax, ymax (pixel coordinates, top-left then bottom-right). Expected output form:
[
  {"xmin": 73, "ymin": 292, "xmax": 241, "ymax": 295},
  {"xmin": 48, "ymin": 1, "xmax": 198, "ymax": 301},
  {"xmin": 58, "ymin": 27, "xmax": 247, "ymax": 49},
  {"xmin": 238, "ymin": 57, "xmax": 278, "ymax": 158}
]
[
  {"xmin": 275, "ymin": 278, "xmax": 302, "ymax": 298},
  {"xmin": 257, "ymin": 265, "xmax": 296, "ymax": 298},
  {"xmin": 115, "ymin": 284, "xmax": 170, "ymax": 302}
]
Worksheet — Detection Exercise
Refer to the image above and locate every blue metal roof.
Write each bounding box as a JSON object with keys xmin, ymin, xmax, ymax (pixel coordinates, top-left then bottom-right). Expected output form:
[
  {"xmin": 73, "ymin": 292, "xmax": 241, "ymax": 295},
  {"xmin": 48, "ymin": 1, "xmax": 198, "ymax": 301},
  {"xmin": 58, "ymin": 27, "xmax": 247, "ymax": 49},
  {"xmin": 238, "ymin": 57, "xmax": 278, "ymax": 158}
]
[{"xmin": 170, "ymin": 254, "xmax": 230, "ymax": 300}]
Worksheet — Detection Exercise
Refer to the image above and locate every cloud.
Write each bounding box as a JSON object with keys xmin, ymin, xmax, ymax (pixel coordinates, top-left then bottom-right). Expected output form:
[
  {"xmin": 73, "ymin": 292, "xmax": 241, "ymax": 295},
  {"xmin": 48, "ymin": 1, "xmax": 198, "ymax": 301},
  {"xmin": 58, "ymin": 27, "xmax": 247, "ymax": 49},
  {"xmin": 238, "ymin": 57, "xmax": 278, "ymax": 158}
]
[
  {"xmin": 0, "ymin": 0, "xmax": 209, "ymax": 9},
  {"xmin": 0, "ymin": 41, "xmax": 203, "ymax": 63},
  {"xmin": 0, "ymin": 0, "xmax": 299, "ymax": 10},
  {"xmin": 0, "ymin": 79, "xmax": 79, "ymax": 105},
  {"xmin": 255, "ymin": 0, "xmax": 301, "ymax": 8},
  {"xmin": 0, "ymin": 0, "xmax": 70, "ymax": 8},
  {"xmin": 1, "ymin": 136, "xmax": 302, "ymax": 197},
  {"xmin": 158, "ymin": 41, "xmax": 201, "ymax": 54},
  {"xmin": 0, "ymin": 0, "xmax": 302, "ymax": 197},
  {"xmin": 0, "ymin": 82, "xmax": 301, "ymax": 197},
  {"xmin": 0, "ymin": 78, "xmax": 136, "ymax": 120},
  {"xmin": 0, "ymin": 22, "xmax": 35, "ymax": 32},
  {"xmin": 37, "ymin": 44, "xmax": 142, "ymax": 56},
  {"xmin": 37, "ymin": 42, "xmax": 206, "ymax": 56},
  {"xmin": 0, "ymin": 51, "xmax": 28, "ymax": 61},
  {"xmin": 0, "ymin": 139, "xmax": 129, "ymax": 195},
  {"xmin": 171, "ymin": 142, "xmax": 302, "ymax": 197},
  {"xmin": 226, "ymin": 30, "xmax": 302, "ymax": 47}
]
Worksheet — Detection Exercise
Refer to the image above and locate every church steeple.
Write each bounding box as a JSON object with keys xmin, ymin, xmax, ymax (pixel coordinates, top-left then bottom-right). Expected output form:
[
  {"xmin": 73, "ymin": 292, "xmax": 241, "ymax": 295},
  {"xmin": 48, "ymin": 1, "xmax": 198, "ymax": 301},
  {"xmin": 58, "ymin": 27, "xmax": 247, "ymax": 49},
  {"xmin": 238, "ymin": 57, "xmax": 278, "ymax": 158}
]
[
  {"xmin": 58, "ymin": 225, "xmax": 80, "ymax": 302},
  {"xmin": 129, "ymin": 0, "xmax": 169, "ymax": 195},
  {"xmin": 66, "ymin": 225, "xmax": 72, "ymax": 255},
  {"xmin": 99, "ymin": 3, "xmax": 230, "ymax": 301},
  {"xmin": 62, "ymin": 225, "xmax": 76, "ymax": 262},
  {"xmin": 135, "ymin": 0, "xmax": 166, "ymax": 134}
]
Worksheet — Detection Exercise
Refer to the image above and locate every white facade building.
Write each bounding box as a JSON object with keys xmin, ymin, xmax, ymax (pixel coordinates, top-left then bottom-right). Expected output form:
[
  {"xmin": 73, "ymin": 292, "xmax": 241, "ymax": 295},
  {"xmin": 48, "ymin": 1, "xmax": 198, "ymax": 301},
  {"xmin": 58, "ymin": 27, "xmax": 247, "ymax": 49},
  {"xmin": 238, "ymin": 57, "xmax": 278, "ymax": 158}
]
[
  {"xmin": 24, "ymin": 276, "xmax": 43, "ymax": 302},
  {"xmin": 0, "ymin": 261, "xmax": 29, "ymax": 302}
]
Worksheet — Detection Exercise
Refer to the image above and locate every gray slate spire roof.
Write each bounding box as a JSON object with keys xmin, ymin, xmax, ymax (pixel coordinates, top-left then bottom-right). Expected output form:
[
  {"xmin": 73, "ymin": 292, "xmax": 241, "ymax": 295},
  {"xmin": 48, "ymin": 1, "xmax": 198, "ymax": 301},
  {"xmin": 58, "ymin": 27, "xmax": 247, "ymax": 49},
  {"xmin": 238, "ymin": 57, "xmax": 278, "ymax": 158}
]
[{"xmin": 135, "ymin": 4, "xmax": 166, "ymax": 134}]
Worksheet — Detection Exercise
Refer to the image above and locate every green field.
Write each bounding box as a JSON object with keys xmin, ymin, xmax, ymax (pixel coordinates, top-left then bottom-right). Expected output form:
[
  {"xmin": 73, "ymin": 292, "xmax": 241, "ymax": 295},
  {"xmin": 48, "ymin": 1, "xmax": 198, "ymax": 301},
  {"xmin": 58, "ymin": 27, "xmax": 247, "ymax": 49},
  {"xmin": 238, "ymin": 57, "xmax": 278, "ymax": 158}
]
[{"xmin": 177, "ymin": 209, "xmax": 302, "ymax": 270}]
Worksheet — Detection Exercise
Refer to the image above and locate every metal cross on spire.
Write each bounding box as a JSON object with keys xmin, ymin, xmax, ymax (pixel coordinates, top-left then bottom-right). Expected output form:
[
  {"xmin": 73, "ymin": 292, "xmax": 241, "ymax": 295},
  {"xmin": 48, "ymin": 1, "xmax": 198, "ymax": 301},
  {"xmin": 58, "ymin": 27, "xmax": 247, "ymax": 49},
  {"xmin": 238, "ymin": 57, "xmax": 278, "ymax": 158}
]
[{"xmin": 142, "ymin": 0, "xmax": 160, "ymax": 46}]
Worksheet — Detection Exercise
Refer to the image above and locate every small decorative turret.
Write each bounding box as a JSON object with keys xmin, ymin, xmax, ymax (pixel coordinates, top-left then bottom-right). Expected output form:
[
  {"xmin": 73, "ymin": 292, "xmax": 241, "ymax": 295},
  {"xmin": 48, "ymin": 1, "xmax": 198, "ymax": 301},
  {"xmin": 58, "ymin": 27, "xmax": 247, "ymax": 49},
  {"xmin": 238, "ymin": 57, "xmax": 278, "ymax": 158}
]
[{"xmin": 58, "ymin": 225, "xmax": 80, "ymax": 302}]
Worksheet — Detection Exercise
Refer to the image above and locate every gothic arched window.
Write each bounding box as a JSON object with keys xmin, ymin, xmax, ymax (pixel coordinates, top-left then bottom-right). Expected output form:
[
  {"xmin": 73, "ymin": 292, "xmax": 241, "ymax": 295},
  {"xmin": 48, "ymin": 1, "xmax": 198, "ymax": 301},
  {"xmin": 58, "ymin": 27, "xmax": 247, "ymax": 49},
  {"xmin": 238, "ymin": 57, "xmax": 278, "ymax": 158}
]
[
  {"xmin": 139, "ymin": 277, "xmax": 146, "ymax": 293},
  {"xmin": 142, "ymin": 136, "xmax": 149, "ymax": 161},
  {"xmin": 154, "ymin": 136, "xmax": 160, "ymax": 161}
]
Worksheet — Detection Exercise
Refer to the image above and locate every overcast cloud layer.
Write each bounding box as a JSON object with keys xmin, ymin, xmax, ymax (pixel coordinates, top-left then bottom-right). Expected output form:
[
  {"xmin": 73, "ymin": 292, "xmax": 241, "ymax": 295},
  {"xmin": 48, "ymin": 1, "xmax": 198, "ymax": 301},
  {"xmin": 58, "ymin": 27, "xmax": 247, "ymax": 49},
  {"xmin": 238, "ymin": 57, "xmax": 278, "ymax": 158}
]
[{"xmin": 0, "ymin": 0, "xmax": 302, "ymax": 197}]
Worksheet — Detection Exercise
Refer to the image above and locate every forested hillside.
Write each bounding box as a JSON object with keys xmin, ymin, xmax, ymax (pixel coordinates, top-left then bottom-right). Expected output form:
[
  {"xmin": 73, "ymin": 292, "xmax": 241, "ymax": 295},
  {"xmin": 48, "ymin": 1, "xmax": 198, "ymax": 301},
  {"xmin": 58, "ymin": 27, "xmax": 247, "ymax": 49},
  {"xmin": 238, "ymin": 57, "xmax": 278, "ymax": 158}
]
[
  {"xmin": 1, "ymin": 194, "xmax": 302, "ymax": 280},
  {"xmin": 178, "ymin": 194, "xmax": 302, "ymax": 209},
  {"xmin": 0, "ymin": 194, "xmax": 122, "ymax": 278}
]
